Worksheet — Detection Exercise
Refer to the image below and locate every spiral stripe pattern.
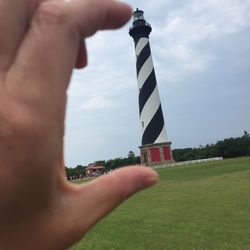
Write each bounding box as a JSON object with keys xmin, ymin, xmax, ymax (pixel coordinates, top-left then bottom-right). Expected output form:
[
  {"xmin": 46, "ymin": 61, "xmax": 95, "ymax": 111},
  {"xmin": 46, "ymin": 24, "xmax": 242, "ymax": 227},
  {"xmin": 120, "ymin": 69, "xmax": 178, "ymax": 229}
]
[{"xmin": 135, "ymin": 37, "xmax": 168, "ymax": 145}]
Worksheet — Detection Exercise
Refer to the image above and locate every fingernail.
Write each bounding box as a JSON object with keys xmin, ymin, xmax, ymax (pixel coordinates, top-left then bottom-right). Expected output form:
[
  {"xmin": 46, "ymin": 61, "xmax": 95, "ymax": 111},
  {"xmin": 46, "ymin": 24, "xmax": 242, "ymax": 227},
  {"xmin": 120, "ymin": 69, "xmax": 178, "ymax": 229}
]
[{"xmin": 142, "ymin": 173, "xmax": 159, "ymax": 188}]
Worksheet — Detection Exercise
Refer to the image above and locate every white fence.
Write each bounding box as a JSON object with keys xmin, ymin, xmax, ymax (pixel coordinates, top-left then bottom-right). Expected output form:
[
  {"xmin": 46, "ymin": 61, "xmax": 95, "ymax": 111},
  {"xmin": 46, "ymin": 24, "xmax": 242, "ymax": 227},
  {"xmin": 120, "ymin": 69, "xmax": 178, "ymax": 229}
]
[{"xmin": 151, "ymin": 157, "xmax": 223, "ymax": 170}]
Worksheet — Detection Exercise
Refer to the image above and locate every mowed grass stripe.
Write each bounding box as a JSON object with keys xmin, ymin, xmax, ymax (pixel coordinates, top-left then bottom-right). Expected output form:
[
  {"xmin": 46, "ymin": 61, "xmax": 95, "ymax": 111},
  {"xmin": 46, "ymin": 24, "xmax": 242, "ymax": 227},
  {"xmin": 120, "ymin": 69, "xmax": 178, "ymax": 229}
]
[{"xmin": 71, "ymin": 157, "xmax": 250, "ymax": 250}]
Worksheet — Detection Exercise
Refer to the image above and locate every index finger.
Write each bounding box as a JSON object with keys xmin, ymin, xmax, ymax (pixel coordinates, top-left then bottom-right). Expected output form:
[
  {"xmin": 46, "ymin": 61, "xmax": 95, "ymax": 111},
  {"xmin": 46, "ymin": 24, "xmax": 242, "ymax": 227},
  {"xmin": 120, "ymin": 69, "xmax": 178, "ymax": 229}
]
[
  {"xmin": 68, "ymin": 0, "xmax": 132, "ymax": 36},
  {"xmin": 7, "ymin": 0, "xmax": 132, "ymax": 99}
]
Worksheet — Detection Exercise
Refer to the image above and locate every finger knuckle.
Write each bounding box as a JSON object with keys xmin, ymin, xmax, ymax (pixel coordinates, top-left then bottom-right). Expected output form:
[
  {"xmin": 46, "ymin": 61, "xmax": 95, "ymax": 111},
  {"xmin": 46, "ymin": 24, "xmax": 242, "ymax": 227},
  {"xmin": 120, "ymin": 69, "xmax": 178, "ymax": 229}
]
[{"xmin": 35, "ymin": 1, "xmax": 67, "ymax": 25}]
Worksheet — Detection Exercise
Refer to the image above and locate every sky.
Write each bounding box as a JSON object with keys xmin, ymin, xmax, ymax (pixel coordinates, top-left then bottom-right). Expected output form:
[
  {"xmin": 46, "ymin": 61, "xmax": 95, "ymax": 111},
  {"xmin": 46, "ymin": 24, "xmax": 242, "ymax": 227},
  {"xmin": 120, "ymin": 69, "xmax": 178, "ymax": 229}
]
[{"xmin": 64, "ymin": 0, "xmax": 250, "ymax": 167}]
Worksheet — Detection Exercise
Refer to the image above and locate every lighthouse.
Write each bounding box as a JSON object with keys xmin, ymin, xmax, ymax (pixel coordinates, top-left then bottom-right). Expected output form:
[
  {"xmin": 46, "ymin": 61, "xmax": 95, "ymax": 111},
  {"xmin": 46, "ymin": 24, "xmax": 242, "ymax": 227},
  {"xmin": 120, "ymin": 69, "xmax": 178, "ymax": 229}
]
[{"xmin": 129, "ymin": 9, "xmax": 175, "ymax": 166}]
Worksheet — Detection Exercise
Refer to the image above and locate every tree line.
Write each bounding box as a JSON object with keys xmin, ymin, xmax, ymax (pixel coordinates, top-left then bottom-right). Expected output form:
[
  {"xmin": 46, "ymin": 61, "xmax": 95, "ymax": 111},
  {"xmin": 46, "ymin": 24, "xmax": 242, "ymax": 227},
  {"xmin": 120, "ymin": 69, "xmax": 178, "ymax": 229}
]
[
  {"xmin": 65, "ymin": 151, "xmax": 140, "ymax": 179},
  {"xmin": 66, "ymin": 131, "xmax": 250, "ymax": 178},
  {"xmin": 103, "ymin": 150, "xmax": 140, "ymax": 171},
  {"xmin": 173, "ymin": 131, "xmax": 250, "ymax": 162}
]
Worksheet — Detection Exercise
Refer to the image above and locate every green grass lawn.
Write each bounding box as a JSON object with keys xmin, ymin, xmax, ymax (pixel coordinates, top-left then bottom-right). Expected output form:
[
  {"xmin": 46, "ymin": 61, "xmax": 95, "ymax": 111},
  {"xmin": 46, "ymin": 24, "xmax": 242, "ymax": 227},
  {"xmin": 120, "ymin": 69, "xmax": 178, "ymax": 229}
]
[{"xmin": 71, "ymin": 157, "xmax": 250, "ymax": 250}]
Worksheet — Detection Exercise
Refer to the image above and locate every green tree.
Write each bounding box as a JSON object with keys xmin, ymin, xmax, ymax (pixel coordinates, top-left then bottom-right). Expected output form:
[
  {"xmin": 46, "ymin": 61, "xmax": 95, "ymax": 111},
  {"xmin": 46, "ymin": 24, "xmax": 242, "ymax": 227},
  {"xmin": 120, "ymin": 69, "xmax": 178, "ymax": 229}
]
[
  {"xmin": 127, "ymin": 151, "xmax": 135, "ymax": 159},
  {"xmin": 95, "ymin": 160, "xmax": 105, "ymax": 166}
]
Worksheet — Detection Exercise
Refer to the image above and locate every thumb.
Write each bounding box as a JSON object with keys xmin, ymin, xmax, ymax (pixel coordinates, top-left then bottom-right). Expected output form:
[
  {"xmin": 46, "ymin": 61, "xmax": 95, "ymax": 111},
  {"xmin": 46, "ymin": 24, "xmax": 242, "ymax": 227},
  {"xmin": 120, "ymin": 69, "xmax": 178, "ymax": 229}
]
[{"xmin": 64, "ymin": 166, "xmax": 159, "ymax": 243}]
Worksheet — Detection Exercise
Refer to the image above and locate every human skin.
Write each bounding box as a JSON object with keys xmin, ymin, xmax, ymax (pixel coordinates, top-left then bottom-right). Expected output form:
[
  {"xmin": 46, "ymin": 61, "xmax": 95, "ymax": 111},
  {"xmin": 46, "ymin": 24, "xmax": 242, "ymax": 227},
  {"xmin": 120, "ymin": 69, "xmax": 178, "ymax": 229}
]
[{"xmin": 0, "ymin": 0, "xmax": 159, "ymax": 249}]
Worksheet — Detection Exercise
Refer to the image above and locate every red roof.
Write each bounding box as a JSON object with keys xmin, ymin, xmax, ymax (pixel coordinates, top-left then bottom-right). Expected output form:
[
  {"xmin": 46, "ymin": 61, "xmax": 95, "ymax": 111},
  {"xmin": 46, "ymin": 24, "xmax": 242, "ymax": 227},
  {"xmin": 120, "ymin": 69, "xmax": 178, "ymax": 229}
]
[{"xmin": 86, "ymin": 164, "xmax": 104, "ymax": 170}]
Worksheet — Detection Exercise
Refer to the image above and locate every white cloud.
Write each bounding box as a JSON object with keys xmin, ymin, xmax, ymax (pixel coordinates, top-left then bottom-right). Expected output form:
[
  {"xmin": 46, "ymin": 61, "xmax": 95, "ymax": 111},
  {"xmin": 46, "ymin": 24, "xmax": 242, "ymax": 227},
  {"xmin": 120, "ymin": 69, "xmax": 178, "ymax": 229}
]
[
  {"xmin": 80, "ymin": 96, "xmax": 114, "ymax": 111},
  {"xmin": 146, "ymin": 0, "xmax": 250, "ymax": 82}
]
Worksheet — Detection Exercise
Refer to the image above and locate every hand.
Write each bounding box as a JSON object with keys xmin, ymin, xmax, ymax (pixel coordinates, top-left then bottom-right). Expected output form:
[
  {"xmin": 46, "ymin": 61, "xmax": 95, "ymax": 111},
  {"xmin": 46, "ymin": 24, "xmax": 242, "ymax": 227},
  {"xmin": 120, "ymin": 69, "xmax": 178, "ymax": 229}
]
[{"xmin": 0, "ymin": 0, "xmax": 159, "ymax": 249}]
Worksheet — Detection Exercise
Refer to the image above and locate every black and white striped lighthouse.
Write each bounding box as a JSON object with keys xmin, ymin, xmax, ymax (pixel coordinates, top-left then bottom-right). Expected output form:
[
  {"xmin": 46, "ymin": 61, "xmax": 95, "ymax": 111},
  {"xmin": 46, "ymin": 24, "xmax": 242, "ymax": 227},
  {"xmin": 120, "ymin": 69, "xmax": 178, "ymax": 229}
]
[{"xmin": 129, "ymin": 9, "xmax": 175, "ymax": 166}]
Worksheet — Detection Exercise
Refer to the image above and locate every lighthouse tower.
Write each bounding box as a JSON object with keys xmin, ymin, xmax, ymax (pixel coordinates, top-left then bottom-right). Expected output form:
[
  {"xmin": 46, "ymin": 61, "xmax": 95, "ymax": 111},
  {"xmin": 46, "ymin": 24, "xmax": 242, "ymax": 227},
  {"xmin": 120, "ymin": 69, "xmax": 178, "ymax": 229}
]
[{"xmin": 129, "ymin": 9, "xmax": 175, "ymax": 166}]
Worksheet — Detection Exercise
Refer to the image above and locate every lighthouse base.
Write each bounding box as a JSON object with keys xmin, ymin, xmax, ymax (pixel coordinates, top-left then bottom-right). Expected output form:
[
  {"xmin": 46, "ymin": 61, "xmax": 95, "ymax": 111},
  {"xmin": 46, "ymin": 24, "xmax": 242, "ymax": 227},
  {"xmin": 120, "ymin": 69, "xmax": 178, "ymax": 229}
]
[{"xmin": 139, "ymin": 142, "xmax": 175, "ymax": 167}]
